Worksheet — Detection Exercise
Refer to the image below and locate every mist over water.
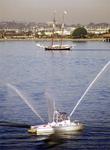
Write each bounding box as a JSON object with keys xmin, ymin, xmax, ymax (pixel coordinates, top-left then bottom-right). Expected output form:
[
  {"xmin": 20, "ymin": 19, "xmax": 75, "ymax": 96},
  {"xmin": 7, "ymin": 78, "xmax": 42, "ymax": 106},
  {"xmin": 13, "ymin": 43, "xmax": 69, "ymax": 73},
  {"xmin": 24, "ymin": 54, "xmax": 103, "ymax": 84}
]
[{"xmin": 0, "ymin": 40, "xmax": 110, "ymax": 149}]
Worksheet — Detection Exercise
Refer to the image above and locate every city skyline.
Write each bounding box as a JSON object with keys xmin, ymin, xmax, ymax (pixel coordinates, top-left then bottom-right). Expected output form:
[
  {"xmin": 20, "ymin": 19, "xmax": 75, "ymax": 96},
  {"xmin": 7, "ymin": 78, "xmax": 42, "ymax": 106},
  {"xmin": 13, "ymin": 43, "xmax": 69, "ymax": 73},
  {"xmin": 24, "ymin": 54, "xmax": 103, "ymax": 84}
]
[{"xmin": 0, "ymin": 0, "xmax": 110, "ymax": 24}]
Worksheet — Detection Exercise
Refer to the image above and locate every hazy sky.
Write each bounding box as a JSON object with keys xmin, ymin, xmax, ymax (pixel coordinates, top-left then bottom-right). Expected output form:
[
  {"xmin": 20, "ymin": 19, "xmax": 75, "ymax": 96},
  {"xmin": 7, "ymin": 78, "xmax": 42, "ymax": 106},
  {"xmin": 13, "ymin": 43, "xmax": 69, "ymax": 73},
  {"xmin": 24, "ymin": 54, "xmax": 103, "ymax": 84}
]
[{"xmin": 0, "ymin": 0, "xmax": 110, "ymax": 24}]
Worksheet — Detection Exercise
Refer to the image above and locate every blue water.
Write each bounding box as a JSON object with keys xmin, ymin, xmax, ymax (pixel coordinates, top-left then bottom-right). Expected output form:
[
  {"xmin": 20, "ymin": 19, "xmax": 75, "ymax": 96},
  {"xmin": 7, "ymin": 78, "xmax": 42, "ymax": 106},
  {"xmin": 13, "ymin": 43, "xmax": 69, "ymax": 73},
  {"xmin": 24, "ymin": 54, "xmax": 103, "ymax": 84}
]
[{"xmin": 0, "ymin": 40, "xmax": 110, "ymax": 149}]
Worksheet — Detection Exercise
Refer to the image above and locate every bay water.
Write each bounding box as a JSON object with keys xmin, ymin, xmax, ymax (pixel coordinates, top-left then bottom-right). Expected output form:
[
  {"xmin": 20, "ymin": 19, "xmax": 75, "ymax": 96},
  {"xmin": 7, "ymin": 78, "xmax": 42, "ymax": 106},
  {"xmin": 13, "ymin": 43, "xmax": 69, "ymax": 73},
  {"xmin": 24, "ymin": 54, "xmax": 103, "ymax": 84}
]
[{"xmin": 0, "ymin": 40, "xmax": 110, "ymax": 149}]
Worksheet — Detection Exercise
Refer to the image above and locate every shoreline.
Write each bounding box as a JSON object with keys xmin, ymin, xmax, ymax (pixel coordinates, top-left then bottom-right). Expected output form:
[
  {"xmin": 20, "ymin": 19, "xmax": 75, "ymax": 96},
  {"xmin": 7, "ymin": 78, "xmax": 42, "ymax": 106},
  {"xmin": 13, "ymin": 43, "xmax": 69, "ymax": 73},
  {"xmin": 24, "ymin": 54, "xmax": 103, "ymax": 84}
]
[{"xmin": 0, "ymin": 38, "xmax": 104, "ymax": 42}]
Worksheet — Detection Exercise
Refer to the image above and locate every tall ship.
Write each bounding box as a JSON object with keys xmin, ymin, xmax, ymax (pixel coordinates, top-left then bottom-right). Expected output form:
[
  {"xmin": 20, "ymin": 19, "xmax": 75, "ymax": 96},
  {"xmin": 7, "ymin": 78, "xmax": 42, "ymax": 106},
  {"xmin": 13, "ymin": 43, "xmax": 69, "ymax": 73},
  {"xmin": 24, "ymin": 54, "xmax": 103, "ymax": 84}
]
[{"xmin": 45, "ymin": 11, "xmax": 72, "ymax": 51}]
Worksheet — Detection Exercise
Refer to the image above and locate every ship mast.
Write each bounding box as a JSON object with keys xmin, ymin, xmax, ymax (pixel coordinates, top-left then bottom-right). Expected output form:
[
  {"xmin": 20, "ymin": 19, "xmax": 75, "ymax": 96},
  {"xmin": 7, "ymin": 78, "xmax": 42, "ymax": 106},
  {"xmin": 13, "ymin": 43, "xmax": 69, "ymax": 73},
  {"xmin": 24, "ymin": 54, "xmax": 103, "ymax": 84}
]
[
  {"xmin": 51, "ymin": 11, "xmax": 56, "ymax": 47},
  {"xmin": 60, "ymin": 11, "xmax": 67, "ymax": 47}
]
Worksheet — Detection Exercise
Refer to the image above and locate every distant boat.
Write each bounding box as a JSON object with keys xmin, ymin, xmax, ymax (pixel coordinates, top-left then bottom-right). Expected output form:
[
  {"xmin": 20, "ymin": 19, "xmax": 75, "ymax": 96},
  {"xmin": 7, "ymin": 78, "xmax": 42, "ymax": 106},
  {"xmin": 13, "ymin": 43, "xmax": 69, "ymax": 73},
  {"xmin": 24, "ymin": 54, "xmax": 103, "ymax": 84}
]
[
  {"xmin": 45, "ymin": 11, "xmax": 72, "ymax": 51},
  {"xmin": 45, "ymin": 45, "xmax": 72, "ymax": 51}
]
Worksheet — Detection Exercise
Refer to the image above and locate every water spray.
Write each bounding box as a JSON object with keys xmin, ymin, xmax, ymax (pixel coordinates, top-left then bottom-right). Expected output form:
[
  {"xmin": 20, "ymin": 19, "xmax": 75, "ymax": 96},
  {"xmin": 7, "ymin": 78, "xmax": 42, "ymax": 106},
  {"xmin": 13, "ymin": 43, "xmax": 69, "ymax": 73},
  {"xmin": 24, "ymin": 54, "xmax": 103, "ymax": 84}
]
[
  {"xmin": 69, "ymin": 61, "xmax": 110, "ymax": 118},
  {"xmin": 45, "ymin": 91, "xmax": 56, "ymax": 123},
  {"xmin": 7, "ymin": 83, "xmax": 44, "ymax": 122}
]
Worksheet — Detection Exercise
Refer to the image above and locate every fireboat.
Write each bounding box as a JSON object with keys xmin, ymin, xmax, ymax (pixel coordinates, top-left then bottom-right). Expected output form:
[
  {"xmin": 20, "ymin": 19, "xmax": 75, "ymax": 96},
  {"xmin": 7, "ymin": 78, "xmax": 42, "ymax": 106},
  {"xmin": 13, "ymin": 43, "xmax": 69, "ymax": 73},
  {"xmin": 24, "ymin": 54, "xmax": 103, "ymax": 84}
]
[{"xmin": 28, "ymin": 111, "xmax": 84, "ymax": 135}]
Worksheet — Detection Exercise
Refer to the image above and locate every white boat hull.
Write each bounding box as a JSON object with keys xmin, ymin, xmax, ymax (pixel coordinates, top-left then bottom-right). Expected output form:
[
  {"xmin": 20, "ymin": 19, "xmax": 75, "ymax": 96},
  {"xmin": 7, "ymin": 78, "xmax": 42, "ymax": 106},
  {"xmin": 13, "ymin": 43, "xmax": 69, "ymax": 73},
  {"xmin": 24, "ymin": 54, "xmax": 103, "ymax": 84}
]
[
  {"xmin": 28, "ymin": 121, "xmax": 84, "ymax": 135},
  {"xmin": 28, "ymin": 124, "xmax": 54, "ymax": 135},
  {"xmin": 54, "ymin": 123, "xmax": 84, "ymax": 133}
]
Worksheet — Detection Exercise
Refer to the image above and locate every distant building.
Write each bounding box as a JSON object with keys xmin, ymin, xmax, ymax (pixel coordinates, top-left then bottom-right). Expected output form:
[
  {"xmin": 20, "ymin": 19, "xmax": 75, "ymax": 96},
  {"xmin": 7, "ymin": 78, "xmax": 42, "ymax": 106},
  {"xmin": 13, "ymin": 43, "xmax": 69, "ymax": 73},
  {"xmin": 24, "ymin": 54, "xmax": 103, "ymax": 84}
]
[
  {"xmin": 86, "ymin": 27, "xmax": 109, "ymax": 34},
  {"xmin": 0, "ymin": 21, "xmax": 110, "ymax": 38}
]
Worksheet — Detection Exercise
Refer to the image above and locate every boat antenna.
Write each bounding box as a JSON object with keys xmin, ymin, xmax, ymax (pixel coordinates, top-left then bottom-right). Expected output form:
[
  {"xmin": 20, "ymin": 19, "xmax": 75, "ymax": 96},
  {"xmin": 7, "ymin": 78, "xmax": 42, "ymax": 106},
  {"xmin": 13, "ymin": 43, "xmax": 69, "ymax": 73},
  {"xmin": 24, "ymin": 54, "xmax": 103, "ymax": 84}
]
[{"xmin": 69, "ymin": 61, "xmax": 110, "ymax": 118}]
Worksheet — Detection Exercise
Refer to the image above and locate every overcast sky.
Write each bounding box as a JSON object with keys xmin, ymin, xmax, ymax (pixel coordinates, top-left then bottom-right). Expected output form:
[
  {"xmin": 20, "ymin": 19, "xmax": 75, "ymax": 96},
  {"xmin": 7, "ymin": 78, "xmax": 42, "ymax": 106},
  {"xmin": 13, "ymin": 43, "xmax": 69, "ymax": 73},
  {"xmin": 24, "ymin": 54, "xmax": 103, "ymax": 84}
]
[{"xmin": 0, "ymin": 0, "xmax": 110, "ymax": 24}]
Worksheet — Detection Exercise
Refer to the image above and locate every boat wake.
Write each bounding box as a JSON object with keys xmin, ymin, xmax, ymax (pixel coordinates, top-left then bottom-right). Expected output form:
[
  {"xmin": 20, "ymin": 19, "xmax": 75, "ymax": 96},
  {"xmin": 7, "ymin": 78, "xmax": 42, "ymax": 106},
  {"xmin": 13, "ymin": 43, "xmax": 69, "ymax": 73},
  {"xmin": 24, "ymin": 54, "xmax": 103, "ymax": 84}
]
[
  {"xmin": 36, "ymin": 43, "xmax": 45, "ymax": 48},
  {"xmin": 0, "ymin": 120, "xmax": 30, "ymax": 128}
]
